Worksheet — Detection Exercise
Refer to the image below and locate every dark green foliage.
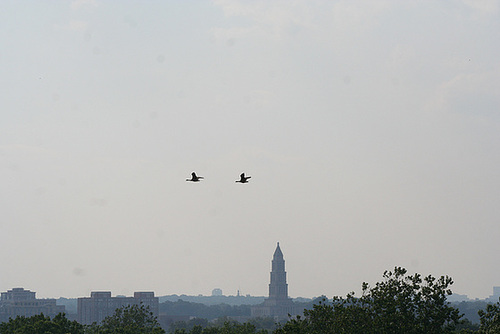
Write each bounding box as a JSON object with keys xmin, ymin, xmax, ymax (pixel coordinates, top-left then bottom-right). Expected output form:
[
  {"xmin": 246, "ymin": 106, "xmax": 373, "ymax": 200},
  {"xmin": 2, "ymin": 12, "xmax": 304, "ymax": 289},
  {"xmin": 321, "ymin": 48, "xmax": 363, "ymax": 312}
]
[
  {"xmin": 365, "ymin": 267, "xmax": 461, "ymax": 333},
  {"xmin": 478, "ymin": 298, "xmax": 500, "ymax": 333},
  {"xmin": 170, "ymin": 317, "xmax": 276, "ymax": 333},
  {"xmin": 453, "ymin": 301, "xmax": 489, "ymax": 325},
  {"xmin": 246, "ymin": 317, "xmax": 276, "ymax": 331},
  {"xmin": 455, "ymin": 318, "xmax": 480, "ymax": 332},
  {"xmin": 171, "ymin": 321, "xmax": 268, "ymax": 334},
  {"xmin": 98, "ymin": 303, "xmax": 165, "ymax": 334},
  {"xmin": 0, "ymin": 313, "xmax": 84, "ymax": 334},
  {"xmin": 169, "ymin": 318, "xmax": 210, "ymax": 332},
  {"xmin": 0, "ymin": 304, "xmax": 165, "ymax": 334},
  {"xmin": 275, "ymin": 267, "xmax": 462, "ymax": 334}
]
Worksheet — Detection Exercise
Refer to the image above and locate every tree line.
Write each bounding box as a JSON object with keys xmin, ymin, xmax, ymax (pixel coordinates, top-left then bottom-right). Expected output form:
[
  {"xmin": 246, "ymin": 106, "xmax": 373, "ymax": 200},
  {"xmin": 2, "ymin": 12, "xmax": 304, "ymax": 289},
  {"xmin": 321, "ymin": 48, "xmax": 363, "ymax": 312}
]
[
  {"xmin": 159, "ymin": 299, "xmax": 316, "ymax": 321},
  {"xmin": 0, "ymin": 304, "xmax": 163, "ymax": 334},
  {"xmin": 1, "ymin": 267, "xmax": 499, "ymax": 333}
]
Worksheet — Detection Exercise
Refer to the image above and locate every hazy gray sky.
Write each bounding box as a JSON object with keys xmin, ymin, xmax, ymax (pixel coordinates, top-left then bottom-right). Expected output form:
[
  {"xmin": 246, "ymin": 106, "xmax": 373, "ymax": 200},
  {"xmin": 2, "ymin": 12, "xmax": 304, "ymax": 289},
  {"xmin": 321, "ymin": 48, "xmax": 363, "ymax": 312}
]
[{"xmin": 1, "ymin": 0, "xmax": 499, "ymax": 300}]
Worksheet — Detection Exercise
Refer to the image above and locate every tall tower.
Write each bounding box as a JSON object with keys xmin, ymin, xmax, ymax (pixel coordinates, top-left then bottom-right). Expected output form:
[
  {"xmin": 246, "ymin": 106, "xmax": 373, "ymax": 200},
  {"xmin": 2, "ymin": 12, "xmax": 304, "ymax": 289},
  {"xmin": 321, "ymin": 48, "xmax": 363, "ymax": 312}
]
[
  {"xmin": 268, "ymin": 242, "xmax": 288, "ymax": 300},
  {"xmin": 251, "ymin": 242, "xmax": 300, "ymax": 318}
]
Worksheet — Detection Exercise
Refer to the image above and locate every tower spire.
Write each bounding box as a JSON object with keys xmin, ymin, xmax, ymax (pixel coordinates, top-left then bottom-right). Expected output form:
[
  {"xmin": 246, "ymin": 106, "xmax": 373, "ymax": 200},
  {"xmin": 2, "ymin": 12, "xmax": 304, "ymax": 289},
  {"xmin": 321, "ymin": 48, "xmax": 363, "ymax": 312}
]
[
  {"xmin": 273, "ymin": 242, "xmax": 283, "ymax": 259},
  {"xmin": 251, "ymin": 242, "xmax": 298, "ymax": 318},
  {"xmin": 269, "ymin": 242, "xmax": 288, "ymax": 300}
]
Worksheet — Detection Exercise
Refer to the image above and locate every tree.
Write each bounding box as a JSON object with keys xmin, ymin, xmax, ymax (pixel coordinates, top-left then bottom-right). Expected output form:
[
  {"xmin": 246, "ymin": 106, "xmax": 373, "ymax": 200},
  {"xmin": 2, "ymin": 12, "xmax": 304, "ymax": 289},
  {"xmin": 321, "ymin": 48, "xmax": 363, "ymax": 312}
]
[
  {"xmin": 98, "ymin": 303, "xmax": 165, "ymax": 334},
  {"xmin": 275, "ymin": 267, "xmax": 462, "ymax": 334},
  {"xmin": 171, "ymin": 321, "xmax": 268, "ymax": 334},
  {"xmin": 0, "ymin": 313, "xmax": 84, "ymax": 334},
  {"xmin": 478, "ymin": 298, "xmax": 500, "ymax": 333}
]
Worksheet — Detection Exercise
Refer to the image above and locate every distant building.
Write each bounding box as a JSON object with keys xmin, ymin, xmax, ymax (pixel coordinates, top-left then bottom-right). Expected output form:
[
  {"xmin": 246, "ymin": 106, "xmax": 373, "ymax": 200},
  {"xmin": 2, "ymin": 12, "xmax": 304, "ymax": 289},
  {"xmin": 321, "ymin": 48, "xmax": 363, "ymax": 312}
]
[
  {"xmin": 212, "ymin": 288, "xmax": 223, "ymax": 296},
  {"xmin": 77, "ymin": 291, "xmax": 158, "ymax": 325},
  {"xmin": 251, "ymin": 243, "xmax": 302, "ymax": 319},
  {"xmin": 447, "ymin": 293, "xmax": 469, "ymax": 302},
  {"xmin": 0, "ymin": 288, "xmax": 65, "ymax": 323},
  {"xmin": 487, "ymin": 286, "xmax": 500, "ymax": 302}
]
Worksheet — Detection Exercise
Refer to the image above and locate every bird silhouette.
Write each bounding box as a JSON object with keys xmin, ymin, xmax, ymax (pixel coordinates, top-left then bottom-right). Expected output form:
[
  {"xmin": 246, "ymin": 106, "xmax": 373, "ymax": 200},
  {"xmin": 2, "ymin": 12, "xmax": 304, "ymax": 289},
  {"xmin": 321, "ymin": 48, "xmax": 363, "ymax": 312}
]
[
  {"xmin": 186, "ymin": 172, "xmax": 204, "ymax": 182},
  {"xmin": 236, "ymin": 173, "xmax": 251, "ymax": 183}
]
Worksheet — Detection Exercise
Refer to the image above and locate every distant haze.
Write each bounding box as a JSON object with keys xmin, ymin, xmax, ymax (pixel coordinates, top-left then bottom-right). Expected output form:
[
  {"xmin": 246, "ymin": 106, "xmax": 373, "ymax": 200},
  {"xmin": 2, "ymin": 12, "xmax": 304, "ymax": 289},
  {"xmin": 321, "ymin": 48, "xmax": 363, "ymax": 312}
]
[{"xmin": 1, "ymin": 1, "xmax": 499, "ymax": 300}]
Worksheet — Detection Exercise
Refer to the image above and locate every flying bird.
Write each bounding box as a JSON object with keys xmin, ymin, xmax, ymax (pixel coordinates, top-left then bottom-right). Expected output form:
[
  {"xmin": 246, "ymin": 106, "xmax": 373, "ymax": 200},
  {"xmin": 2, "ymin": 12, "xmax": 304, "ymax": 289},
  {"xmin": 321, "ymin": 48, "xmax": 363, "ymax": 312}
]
[
  {"xmin": 236, "ymin": 173, "xmax": 251, "ymax": 183},
  {"xmin": 186, "ymin": 172, "xmax": 204, "ymax": 182}
]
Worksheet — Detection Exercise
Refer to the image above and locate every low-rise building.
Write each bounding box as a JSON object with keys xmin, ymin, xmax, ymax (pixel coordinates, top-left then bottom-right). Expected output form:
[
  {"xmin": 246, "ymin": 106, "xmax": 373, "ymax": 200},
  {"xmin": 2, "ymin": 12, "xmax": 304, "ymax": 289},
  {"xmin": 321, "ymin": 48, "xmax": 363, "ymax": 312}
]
[
  {"xmin": 0, "ymin": 288, "xmax": 65, "ymax": 323},
  {"xmin": 77, "ymin": 291, "xmax": 158, "ymax": 325},
  {"xmin": 487, "ymin": 286, "xmax": 500, "ymax": 302}
]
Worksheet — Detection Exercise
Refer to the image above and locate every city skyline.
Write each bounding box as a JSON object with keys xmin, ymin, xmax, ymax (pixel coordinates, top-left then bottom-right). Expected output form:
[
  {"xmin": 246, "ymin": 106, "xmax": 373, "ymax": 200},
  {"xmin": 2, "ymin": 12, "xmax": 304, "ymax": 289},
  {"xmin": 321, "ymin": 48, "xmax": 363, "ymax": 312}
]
[
  {"xmin": 2, "ymin": 243, "xmax": 499, "ymax": 301},
  {"xmin": 2, "ymin": 284, "xmax": 500, "ymax": 303},
  {"xmin": 1, "ymin": 1, "xmax": 500, "ymax": 300}
]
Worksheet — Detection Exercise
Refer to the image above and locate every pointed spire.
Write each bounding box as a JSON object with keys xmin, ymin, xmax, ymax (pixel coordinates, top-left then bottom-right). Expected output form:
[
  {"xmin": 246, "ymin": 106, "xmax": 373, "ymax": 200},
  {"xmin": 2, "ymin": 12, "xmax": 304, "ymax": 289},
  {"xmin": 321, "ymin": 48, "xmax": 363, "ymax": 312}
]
[{"xmin": 273, "ymin": 242, "xmax": 283, "ymax": 259}]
